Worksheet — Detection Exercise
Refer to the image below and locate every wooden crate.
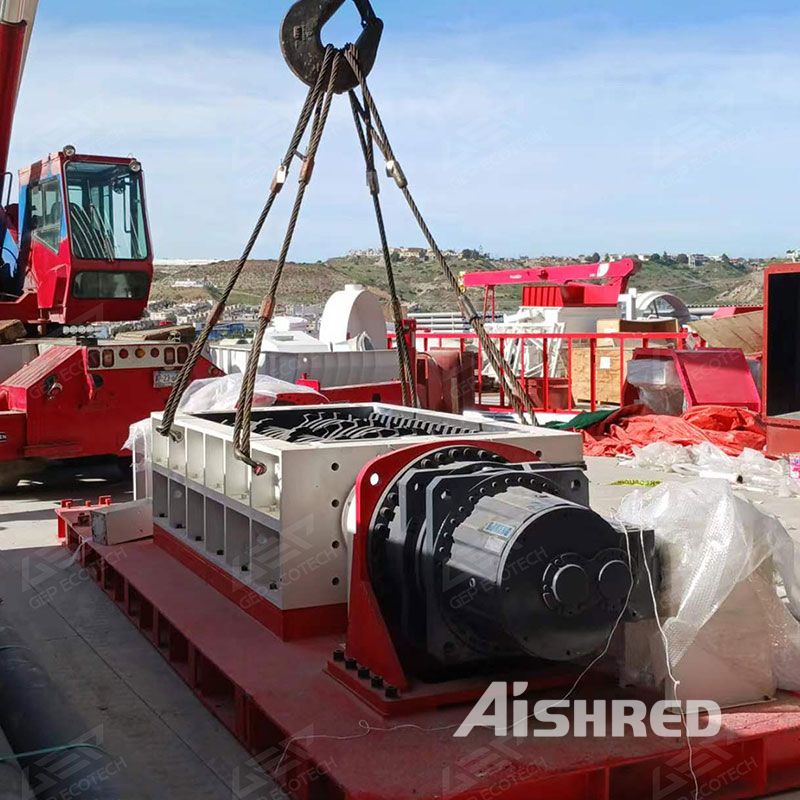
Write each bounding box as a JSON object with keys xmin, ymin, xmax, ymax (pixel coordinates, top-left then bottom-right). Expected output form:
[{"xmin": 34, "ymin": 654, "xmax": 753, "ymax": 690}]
[{"xmin": 571, "ymin": 345, "xmax": 637, "ymax": 405}]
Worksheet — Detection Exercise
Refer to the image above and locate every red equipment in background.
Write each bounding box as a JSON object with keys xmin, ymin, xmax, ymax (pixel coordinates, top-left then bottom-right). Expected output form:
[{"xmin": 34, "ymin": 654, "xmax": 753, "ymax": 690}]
[
  {"xmin": 763, "ymin": 262, "xmax": 800, "ymax": 456},
  {"xmin": 1, "ymin": 4, "xmax": 154, "ymax": 330},
  {"xmin": 297, "ymin": 322, "xmax": 477, "ymax": 416},
  {"xmin": 0, "ymin": 343, "xmax": 222, "ymax": 487},
  {"xmin": 462, "ymin": 258, "xmax": 640, "ymax": 315},
  {"xmin": 0, "ymin": 3, "xmax": 208, "ymax": 488},
  {"xmin": 1, "ymin": 152, "xmax": 154, "ymax": 328},
  {"xmin": 296, "ymin": 351, "xmax": 476, "ymax": 414},
  {"xmin": 622, "ymin": 347, "xmax": 761, "ymax": 412}
]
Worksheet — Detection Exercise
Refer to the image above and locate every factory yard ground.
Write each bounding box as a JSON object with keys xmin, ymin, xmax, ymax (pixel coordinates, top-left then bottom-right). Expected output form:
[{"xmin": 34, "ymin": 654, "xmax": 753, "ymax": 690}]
[
  {"xmin": 0, "ymin": 459, "xmax": 285, "ymax": 800},
  {"xmin": 0, "ymin": 456, "xmax": 798, "ymax": 800}
]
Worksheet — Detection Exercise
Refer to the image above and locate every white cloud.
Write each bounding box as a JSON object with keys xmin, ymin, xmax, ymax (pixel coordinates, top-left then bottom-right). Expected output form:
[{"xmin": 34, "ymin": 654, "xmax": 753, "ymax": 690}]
[{"xmin": 8, "ymin": 14, "xmax": 800, "ymax": 260}]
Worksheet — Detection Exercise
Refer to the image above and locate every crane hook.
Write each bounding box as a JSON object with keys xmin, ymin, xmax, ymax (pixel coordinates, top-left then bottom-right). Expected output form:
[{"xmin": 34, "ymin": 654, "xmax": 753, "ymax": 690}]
[{"xmin": 280, "ymin": 0, "xmax": 384, "ymax": 94}]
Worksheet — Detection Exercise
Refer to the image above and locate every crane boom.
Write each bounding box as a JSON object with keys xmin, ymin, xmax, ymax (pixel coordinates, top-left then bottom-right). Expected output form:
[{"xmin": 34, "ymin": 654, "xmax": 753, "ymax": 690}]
[
  {"xmin": 0, "ymin": 0, "xmax": 38, "ymax": 182},
  {"xmin": 461, "ymin": 258, "xmax": 641, "ymax": 308}
]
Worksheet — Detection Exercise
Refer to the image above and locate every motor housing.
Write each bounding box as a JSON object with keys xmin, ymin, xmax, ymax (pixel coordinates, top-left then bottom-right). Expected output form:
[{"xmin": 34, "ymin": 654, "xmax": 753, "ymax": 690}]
[{"xmin": 367, "ymin": 449, "xmax": 657, "ymax": 679}]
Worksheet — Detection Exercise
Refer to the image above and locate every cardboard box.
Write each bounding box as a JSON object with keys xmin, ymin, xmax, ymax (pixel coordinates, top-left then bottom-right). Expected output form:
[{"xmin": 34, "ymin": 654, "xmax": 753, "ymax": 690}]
[
  {"xmin": 597, "ymin": 318, "xmax": 680, "ymax": 347},
  {"xmin": 689, "ymin": 311, "xmax": 763, "ymax": 356}
]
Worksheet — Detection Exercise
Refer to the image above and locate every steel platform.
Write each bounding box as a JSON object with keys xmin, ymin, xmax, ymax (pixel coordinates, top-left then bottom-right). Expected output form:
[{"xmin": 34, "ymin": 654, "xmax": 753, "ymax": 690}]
[{"xmin": 58, "ymin": 504, "xmax": 800, "ymax": 800}]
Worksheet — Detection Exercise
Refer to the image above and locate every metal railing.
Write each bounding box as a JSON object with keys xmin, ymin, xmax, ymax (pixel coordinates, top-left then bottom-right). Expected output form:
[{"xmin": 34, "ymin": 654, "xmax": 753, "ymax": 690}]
[{"xmin": 390, "ymin": 329, "xmax": 697, "ymax": 413}]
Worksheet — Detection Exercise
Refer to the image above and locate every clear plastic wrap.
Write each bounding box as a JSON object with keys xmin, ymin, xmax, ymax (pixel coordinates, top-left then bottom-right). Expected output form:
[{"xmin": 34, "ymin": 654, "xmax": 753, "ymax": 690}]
[
  {"xmin": 178, "ymin": 374, "xmax": 319, "ymax": 414},
  {"xmin": 121, "ymin": 375, "xmax": 320, "ymax": 499},
  {"xmin": 625, "ymin": 358, "xmax": 685, "ymax": 415},
  {"xmin": 123, "ymin": 418, "xmax": 152, "ymax": 500},
  {"xmin": 622, "ymin": 441, "xmax": 800, "ymax": 497},
  {"xmin": 620, "ymin": 441, "xmax": 692, "ymax": 469},
  {"xmin": 616, "ymin": 479, "xmax": 800, "ymax": 702}
]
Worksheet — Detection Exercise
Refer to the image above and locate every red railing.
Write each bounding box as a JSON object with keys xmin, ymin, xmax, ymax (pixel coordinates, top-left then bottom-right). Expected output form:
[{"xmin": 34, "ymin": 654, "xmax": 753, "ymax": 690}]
[{"xmin": 390, "ymin": 330, "xmax": 697, "ymax": 414}]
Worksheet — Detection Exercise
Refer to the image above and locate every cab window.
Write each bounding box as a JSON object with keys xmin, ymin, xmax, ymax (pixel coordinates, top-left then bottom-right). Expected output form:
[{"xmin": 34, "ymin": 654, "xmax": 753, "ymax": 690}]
[
  {"xmin": 66, "ymin": 162, "xmax": 148, "ymax": 261},
  {"xmin": 72, "ymin": 270, "xmax": 150, "ymax": 300},
  {"xmin": 28, "ymin": 178, "xmax": 63, "ymax": 253}
]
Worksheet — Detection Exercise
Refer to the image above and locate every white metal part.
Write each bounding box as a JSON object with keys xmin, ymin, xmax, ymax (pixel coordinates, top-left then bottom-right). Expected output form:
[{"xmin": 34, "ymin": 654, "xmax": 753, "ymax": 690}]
[
  {"xmin": 91, "ymin": 499, "xmax": 153, "ymax": 546},
  {"xmin": 318, "ymin": 284, "xmax": 387, "ymax": 347},
  {"xmin": 0, "ymin": 0, "xmax": 37, "ymax": 24},
  {"xmin": 514, "ymin": 306, "xmax": 611, "ymax": 334},
  {"xmin": 142, "ymin": 404, "xmax": 583, "ymax": 613},
  {"xmin": 210, "ymin": 345, "xmax": 400, "ymax": 388},
  {"xmin": 634, "ymin": 290, "xmax": 692, "ymax": 326}
]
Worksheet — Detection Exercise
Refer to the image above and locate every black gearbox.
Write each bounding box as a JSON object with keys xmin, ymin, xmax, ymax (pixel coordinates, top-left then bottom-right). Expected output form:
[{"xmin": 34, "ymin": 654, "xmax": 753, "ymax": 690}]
[{"xmin": 367, "ymin": 448, "xmax": 657, "ymax": 678}]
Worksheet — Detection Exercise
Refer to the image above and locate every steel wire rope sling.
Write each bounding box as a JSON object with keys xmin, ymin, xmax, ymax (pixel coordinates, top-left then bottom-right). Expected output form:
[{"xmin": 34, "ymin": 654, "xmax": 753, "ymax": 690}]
[
  {"xmin": 156, "ymin": 46, "xmax": 337, "ymax": 441},
  {"xmin": 233, "ymin": 50, "xmax": 344, "ymax": 468},
  {"xmin": 343, "ymin": 44, "xmax": 537, "ymax": 425},
  {"xmin": 157, "ymin": 0, "xmax": 538, "ymax": 471},
  {"xmin": 347, "ymin": 88, "xmax": 418, "ymax": 408}
]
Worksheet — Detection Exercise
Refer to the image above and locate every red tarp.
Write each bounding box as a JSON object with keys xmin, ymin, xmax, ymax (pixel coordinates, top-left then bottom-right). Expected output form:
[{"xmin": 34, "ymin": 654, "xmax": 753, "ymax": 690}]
[{"xmin": 581, "ymin": 404, "xmax": 766, "ymax": 457}]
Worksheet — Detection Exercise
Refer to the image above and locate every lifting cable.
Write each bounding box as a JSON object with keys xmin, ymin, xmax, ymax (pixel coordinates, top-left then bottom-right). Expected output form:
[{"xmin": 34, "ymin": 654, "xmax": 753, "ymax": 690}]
[
  {"xmin": 343, "ymin": 45, "xmax": 538, "ymax": 425},
  {"xmin": 234, "ymin": 50, "xmax": 343, "ymax": 470},
  {"xmin": 158, "ymin": 42, "xmax": 538, "ymax": 469},
  {"xmin": 347, "ymin": 89, "xmax": 418, "ymax": 409},
  {"xmin": 157, "ymin": 47, "xmax": 338, "ymax": 440}
]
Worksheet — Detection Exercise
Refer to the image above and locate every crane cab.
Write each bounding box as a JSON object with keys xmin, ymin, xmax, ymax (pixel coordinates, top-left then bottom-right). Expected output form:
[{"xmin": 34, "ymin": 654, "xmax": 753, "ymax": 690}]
[{"xmin": 0, "ymin": 148, "xmax": 153, "ymax": 328}]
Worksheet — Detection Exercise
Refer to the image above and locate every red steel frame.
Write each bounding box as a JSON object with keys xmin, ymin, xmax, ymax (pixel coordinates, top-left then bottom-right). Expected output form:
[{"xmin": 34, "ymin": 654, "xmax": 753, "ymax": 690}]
[
  {"xmin": 763, "ymin": 262, "xmax": 800, "ymax": 457},
  {"xmin": 0, "ymin": 13, "xmax": 26, "ymax": 180},
  {"xmin": 341, "ymin": 441, "xmax": 550, "ymax": 707},
  {"xmin": 57, "ymin": 491, "xmax": 800, "ymax": 800},
  {"xmin": 391, "ymin": 330, "xmax": 695, "ymax": 413},
  {"xmin": 462, "ymin": 259, "xmax": 640, "ymax": 312}
]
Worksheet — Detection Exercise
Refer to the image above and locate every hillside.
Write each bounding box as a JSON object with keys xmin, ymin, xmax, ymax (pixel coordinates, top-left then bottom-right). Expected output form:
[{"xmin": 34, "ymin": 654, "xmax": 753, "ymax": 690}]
[
  {"xmin": 151, "ymin": 256, "xmax": 525, "ymax": 313},
  {"xmin": 632, "ymin": 258, "xmax": 755, "ymax": 307},
  {"xmin": 151, "ymin": 255, "xmax": 765, "ymax": 313},
  {"xmin": 715, "ymin": 270, "xmax": 767, "ymax": 305}
]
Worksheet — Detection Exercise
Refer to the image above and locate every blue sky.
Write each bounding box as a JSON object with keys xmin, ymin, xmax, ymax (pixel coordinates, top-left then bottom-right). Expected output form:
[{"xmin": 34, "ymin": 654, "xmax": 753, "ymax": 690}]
[{"xmin": 9, "ymin": 2, "xmax": 800, "ymax": 260}]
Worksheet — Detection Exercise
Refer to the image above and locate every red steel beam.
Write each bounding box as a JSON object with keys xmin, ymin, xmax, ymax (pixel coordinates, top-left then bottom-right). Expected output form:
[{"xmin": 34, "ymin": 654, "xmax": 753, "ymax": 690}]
[{"xmin": 0, "ymin": 17, "xmax": 26, "ymax": 179}]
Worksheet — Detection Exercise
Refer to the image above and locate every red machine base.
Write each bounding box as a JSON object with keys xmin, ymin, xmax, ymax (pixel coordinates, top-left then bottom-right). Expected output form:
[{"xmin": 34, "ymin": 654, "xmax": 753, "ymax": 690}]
[
  {"xmin": 59, "ymin": 512, "xmax": 800, "ymax": 800},
  {"xmin": 766, "ymin": 418, "xmax": 800, "ymax": 459}
]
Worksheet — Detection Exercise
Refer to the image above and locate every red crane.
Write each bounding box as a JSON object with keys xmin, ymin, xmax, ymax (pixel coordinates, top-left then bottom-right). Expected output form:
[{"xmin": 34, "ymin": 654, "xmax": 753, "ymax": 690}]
[
  {"xmin": 0, "ymin": 2, "xmax": 220, "ymax": 488},
  {"xmin": 462, "ymin": 258, "xmax": 640, "ymax": 317},
  {"xmin": 1, "ymin": 2, "xmax": 155, "ymax": 331}
]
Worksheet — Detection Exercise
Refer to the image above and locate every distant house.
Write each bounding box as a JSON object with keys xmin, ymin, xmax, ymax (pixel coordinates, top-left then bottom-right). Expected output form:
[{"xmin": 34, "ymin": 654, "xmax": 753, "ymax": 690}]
[
  {"xmin": 787, "ymin": 250, "xmax": 800, "ymax": 263},
  {"xmin": 348, "ymin": 248, "xmax": 381, "ymax": 258},
  {"xmin": 393, "ymin": 247, "xmax": 429, "ymax": 259},
  {"xmin": 172, "ymin": 279, "xmax": 208, "ymax": 289}
]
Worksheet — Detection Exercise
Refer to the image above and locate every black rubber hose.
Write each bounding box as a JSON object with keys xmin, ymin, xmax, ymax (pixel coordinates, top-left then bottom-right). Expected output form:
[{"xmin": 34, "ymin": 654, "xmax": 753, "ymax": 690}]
[{"xmin": 0, "ymin": 624, "xmax": 127, "ymax": 800}]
